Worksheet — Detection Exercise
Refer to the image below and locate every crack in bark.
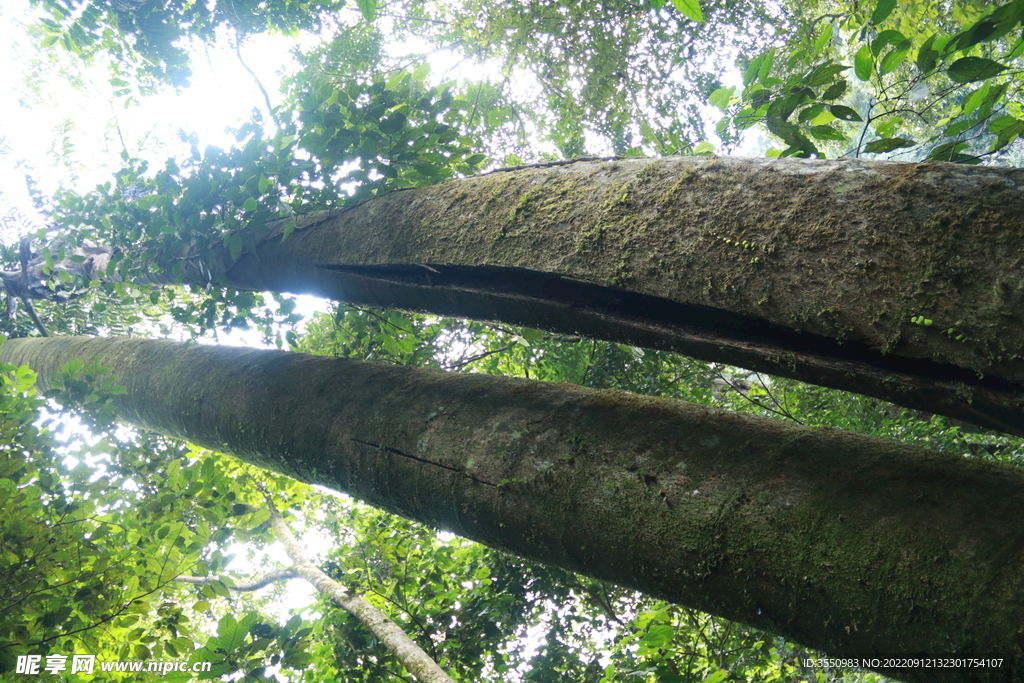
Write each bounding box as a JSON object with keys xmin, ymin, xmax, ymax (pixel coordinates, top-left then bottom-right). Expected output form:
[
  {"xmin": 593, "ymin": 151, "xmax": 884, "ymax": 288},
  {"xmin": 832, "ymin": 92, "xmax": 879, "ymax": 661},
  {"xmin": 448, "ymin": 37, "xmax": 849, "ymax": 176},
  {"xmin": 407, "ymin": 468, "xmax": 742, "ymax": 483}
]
[
  {"xmin": 349, "ymin": 438, "xmax": 498, "ymax": 487},
  {"xmin": 317, "ymin": 264, "xmax": 1024, "ymax": 409}
]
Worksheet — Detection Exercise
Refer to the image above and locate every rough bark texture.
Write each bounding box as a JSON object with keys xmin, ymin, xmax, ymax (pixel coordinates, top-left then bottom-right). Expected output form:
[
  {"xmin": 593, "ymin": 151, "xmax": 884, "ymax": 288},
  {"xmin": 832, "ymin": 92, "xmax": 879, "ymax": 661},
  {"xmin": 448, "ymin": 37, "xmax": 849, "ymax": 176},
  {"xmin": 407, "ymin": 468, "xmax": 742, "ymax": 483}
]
[
  {"xmin": 215, "ymin": 156, "xmax": 1024, "ymax": 436},
  {"xmin": 4, "ymin": 336, "xmax": 1024, "ymax": 683}
]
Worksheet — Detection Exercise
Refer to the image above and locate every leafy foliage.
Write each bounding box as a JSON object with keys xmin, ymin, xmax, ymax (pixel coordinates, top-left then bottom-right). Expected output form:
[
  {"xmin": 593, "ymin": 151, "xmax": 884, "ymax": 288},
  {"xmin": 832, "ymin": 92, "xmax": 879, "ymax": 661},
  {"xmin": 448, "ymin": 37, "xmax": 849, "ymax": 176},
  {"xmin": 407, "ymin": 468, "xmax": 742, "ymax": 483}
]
[
  {"xmin": 0, "ymin": 342, "xmax": 325, "ymax": 680},
  {"xmin": 9, "ymin": 55, "xmax": 485, "ymax": 341},
  {"xmin": 0, "ymin": 351, "xmax": 196, "ymax": 677},
  {"xmin": 31, "ymin": 0, "xmax": 347, "ymax": 88},
  {"xmin": 386, "ymin": 0, "xmax": 781, "ymax": 157},
  {"xmin": 710, "ymin": 0, "xmax": 1024, "ymax": 161}
]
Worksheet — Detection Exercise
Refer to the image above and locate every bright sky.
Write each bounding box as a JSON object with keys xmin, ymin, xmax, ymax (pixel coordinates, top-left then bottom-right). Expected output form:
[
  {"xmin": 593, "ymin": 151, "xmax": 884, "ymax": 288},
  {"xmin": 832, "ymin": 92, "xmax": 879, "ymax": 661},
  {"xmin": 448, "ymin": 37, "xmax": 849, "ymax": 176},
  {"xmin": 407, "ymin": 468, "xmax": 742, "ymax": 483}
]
[{"xmin": 0, "ymin": 0, "xmax": 301, "ymax": 227}]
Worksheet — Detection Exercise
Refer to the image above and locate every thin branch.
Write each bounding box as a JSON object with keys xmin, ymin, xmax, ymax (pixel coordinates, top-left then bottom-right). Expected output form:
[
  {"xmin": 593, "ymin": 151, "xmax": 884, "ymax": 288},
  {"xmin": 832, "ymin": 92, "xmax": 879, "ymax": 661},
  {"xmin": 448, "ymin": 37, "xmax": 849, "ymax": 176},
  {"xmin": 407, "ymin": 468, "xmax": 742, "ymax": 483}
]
[
  {"xmin": 234, "ymin": 39, "xmax": 277, "ymax": 125},
  {"xmin": 21, "ymin": 297, "xmax": 49, "ymax": 337},
  {"xmin": 446, "ymin": 343, "xmax": 513, "ymax": 371},
  {"xmin": 174, "ymin": 567, "xmax": 298, "ymax": 591}
]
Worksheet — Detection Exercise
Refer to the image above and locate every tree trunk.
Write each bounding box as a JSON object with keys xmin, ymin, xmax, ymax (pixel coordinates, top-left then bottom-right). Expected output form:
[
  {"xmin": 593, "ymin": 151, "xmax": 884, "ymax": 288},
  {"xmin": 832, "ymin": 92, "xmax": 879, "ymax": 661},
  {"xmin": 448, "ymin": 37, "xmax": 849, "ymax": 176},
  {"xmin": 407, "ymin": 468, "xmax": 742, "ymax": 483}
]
[
  {"xmin": 221, "ymin": 157, "xmax": 1024, "ymax": 436},
  {"xmin": 4, "ymin": 335, "xmax": 1024, "ymax": 683},
  {"xmin": 27, "ymin": 157, "xmax": 1024, "ymax": 434}
]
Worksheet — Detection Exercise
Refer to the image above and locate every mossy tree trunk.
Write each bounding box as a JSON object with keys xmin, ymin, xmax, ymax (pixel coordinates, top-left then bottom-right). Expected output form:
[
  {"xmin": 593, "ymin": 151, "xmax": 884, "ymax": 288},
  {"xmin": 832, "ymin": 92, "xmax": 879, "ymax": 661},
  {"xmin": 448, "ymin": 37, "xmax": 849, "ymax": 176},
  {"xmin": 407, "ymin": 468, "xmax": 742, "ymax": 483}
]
[
  {"xmin": 3, "ymin": 335, "xmax": 1024, "ymax": 683},
  {"xmin": 219, "ymin": 157, "xmax": 1024, "ymax": 436},
  {"xmin": 33, "ymin": 157, "xmax": 1024, "ymax": 434}
]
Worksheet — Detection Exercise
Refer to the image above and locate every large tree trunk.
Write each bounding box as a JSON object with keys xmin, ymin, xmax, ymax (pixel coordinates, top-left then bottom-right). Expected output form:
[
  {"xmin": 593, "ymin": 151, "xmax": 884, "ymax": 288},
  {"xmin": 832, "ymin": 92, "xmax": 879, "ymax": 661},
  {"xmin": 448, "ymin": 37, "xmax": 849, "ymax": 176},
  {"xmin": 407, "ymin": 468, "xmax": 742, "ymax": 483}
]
[
  {"xmin": 220, "ymin": 157, "xmax": 1024, "ymax": 436},
  {"xmin": 24, "ymin": 157, "xmax": 1024, "ymax": 435},
  {"xmin": 4, "ymin": 335, "xmax": 1024, "ymax": 683}
]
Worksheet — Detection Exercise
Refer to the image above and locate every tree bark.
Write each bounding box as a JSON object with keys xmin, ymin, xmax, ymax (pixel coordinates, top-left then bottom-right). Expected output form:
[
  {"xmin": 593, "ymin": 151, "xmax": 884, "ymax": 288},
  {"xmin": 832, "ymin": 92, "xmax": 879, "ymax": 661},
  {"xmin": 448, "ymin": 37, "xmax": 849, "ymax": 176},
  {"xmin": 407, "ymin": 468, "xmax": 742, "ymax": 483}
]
[
  {"xmin": 24, "ymin": 157, "xmax": 1024, "ymax": 435},
  {"xmin": 4, "ymin": 335, "xmax": 1024, "ymax": 683},
  {"xmin": 221, "ymin": 156, "xmax": 1024, "ymax": 436}
]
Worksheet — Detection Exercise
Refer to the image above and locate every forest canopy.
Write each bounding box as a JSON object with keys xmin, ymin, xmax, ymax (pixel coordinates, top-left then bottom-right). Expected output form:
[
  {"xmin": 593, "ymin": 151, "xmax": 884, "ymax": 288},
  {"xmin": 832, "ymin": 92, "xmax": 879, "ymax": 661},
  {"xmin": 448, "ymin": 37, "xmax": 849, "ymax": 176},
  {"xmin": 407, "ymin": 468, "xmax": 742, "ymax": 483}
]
[{"xmin": 1, "ymin": 0, "xmax": 1024, "ymax": 681}]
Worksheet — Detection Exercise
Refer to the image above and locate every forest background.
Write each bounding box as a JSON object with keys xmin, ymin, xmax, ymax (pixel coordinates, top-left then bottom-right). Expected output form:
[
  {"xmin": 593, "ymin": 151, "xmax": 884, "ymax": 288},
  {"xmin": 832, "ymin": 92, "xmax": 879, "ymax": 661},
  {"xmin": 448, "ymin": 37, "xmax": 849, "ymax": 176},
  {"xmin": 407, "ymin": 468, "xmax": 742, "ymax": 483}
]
[{"xmin": 2, "ymin": 0, "xmax": 1024, "ymax": 680}]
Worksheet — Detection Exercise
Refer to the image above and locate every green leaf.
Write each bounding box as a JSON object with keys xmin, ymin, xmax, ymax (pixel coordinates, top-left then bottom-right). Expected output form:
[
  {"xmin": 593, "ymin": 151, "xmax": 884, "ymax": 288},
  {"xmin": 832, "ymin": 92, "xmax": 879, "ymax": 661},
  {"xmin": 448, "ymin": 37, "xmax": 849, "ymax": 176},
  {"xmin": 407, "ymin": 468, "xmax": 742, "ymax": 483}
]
[
  {"xmin": 810, "ymin": 125, "xmax": 847, "ymax": 141},
  {"xmin": 281, "ymin": 220, "xmax": 297, "ymax": 243},
  {"xmin": 961, "ymin": 83, "xmax": 991, "ymax": 116},
  {"xmin": 282, "ymin": 651, "xmax": 315, "ymax": 668},
  {"xmin": 814, "ymin": 23, "xmax": 834, "ymax": 53},
  {"xmin": 989, "ymin": 115, "xmax": 1020, "ymax": 133},
  {"xmin": 990, "ymin": 119, "xmax": 1024, "ymax": 153},
  {"xmin": 62, "ymin": 358, "xmax": 84, "ymax": 376},
  {"xmin": 871, "ymin": 30, "xmax": 906, "ymax": 57},
  {"xmin": 947, "ymin": 56, "xmax": 1008, "ymax": 83},
  {"xmin": 870, "ymin": 0, "xmax": 896, "ymax": 25},
  {"xmin": 829, "ymin": 105, "xmax": 862, "ymax": 122},
  {"xmin": 821, "ymin": 80, "xmax": 848, "ymax": 101},
  {"xmin": 743, "ymin": 53, "xmax": 766, "ymax": 86},
  {"xmin": 916, "ymin": 35, "xmax": 939, "ymax": 73},
  {"xmin": 879, "ymin": 42, "xmax": 911, "ymax": 75},
  {"xmin": 705, "ymin": 670, "xmax": 728, "ymax": 683},
  {"xmin": 671, "ymin": 0, "xmax": 704, "ymax": 22},
  {"xmin": 708, "ymin": 86, "xmax": 736, "ymax": 111},
  {"xmin": 803, "ymin": 61, "xmax": 846, "ymax": 87},
  {"xmin": 379, "ymin": 112, "xmax": 407, "ymax": 134},
  {"xmin": 214, "ymin": 613, "xmax": 246, "ymax": 653},
  {"xmin": 246, "ymin": 509, "xmax": 271, "ymax": 529},
  {"xmin": 227, "ymin": 234, "xmax": 243, "ymax": 261},
  {"xmin": 928, "ymin": 140, "xmax": 969, "ymax": 161},
  {"xmin": 951, "ymin": 12, "xmax": 1022, "ymax": 53},
  {"xmin": 639, "ymin": 624, "xmax": 676, "ymax": 648},
  {"xmin": 980, "ymin": 82, "xmax": 1008, "ymax": 116},
  {"xmin": 1007, "ymin": 35, "xmax": 1024, "ymax": 60},
  {"xmin": 944, "ymin": 119, "xmax": 977, "ymax": 136},
  {"xmin": 766, "ymin": 118, "xmax": 818, "ymax": 157},
  {"xmin": 854, "ymin": 46, "xmax": 873, "ymax": 81},
  {"xmin": 798, "ymin": 103, "xmax": 826, "ymax": 122},
  {"xmin": 242, "ymin": 197, "xmax": 258, "ymax": 212},
  {"xmin": 355, "ymin": 0, "xmax": 377, "ymax": 21},
  {"xmin": 758, "ymin": 48, "xmax": 775, "ymax": 84},
  {"xmin": 864, "ymin": 137, "xmax": 916, "ymax": 153}
]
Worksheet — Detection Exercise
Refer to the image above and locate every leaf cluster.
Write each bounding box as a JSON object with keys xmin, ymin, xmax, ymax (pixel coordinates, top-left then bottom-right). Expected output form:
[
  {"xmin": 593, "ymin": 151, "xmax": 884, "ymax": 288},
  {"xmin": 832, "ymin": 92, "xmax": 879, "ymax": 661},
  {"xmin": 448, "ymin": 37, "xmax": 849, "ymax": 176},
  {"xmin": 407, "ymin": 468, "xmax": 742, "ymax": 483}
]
[
  {"xmin": 711, "ymin": 0, "xmax": 1024, "ymax": 161},
  {"xmin": 32, "ymin": 0, "xmax": 346, "ymax": 88},
  {"xmin": 386, "ymin": 0, "xmax": 781, "ymax": 158}
]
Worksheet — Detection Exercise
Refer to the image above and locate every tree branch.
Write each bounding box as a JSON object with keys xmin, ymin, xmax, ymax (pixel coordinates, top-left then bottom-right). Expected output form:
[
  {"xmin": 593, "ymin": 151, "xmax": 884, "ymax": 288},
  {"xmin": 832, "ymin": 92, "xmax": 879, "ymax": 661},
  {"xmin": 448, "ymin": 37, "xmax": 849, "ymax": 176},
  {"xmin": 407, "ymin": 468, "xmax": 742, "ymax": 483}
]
[
  {"xmin": 174, "ymin": 567, "xmax": 298, "ymax": 591},
  {"xmin": 260, "ymin": 490, "xmax": 457, "ymax": 683}
]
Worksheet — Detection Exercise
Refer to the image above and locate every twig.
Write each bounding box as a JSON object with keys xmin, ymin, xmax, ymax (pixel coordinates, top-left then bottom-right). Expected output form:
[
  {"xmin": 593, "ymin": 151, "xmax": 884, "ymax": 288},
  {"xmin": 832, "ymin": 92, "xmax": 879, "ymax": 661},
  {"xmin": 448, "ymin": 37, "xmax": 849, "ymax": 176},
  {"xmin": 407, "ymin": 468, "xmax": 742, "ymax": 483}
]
[
  {"xmin": 174, "ymin": 567, "xmax": 298, "ymax": 591},
  {"xmin": 234, "ymin": 39, "xmax": 277, "ymax": 124}
]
